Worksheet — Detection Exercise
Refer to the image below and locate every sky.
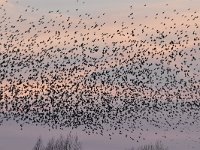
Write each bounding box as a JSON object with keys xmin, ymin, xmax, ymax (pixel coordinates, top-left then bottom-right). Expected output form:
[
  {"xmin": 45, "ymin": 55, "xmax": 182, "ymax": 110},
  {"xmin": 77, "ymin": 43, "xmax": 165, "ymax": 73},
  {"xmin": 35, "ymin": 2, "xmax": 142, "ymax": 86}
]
[
  {"xmin": 1, "ymin": 0, "xmax": 199, "ymax": 96},
  {"xmin": 0, "ymin": 0, "xmax": 200, "ymax": 150}
]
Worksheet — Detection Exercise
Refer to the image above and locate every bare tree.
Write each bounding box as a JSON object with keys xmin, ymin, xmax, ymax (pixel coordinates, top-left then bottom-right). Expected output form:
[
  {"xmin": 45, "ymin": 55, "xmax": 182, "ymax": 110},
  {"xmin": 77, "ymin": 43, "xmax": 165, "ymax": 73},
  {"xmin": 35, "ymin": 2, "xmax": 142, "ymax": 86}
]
[
  {"xmin": 45, "ymin": 138, "xmax": 55, "ymax": 150},
  {"xmin": 127, "ymin": 141, "xmax": 168, "ymax": 150},
  {"xmin": 33, "ymin": 136, "xmax": 44, "ymax": 150},
  {"xmin": 33, "ymin": 134, "xmax": 81, "ymax": 150},
  {"xmin": 54, "ymin": 135, "xmax": 65, "ymax": 150}
]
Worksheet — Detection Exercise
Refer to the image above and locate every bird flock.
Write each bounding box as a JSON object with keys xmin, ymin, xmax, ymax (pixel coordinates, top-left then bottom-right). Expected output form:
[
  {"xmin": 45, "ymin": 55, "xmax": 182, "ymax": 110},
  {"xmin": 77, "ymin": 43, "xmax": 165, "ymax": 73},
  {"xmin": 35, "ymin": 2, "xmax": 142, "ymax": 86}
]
[{"xmin": 0, "ymin": 0, "xmax": 200, "ymax": 143}]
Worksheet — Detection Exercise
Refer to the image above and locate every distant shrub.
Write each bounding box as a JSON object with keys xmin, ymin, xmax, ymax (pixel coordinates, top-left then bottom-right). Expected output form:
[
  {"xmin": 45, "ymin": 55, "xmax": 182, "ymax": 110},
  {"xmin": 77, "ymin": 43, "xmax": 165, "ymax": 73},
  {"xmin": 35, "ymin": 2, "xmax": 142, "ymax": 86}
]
[
  {"xmin": 126, "ymin": 141, "xmax": 168, "ymax": 150},
  {"xmin": 32, "ymin": 134, "xmax": 81, "ymax": 150}
]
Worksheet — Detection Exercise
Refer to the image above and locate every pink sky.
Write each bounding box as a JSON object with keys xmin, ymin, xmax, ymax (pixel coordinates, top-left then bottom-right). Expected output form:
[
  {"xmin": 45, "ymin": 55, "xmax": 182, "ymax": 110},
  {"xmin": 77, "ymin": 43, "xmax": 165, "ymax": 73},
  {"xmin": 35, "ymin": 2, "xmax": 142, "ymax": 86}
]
[{"xmin": 0, "ymin": 0, "xmax": 200, "ymax": 150}]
